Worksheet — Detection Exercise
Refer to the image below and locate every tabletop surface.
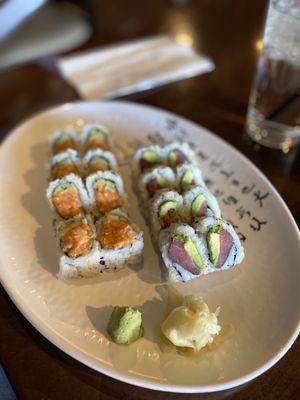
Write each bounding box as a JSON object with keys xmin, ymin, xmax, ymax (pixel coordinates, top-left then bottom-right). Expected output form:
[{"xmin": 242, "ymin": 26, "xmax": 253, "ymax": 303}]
[{"xmin": 0, "ymin": 0, "xmax": 299, "ymax": 399}]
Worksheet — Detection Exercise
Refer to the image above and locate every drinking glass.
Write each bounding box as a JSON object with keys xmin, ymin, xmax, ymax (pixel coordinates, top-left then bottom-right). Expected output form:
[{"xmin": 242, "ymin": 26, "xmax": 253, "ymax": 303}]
[{"xmin": 246, "ymin": 0, "xmax": 300, "ymax": 151}]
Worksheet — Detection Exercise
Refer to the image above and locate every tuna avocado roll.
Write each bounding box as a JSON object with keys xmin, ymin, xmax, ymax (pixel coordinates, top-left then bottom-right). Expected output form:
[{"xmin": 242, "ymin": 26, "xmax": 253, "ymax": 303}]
[
  {"xmin": 194, "ymin": 216, "xmax": 244, "ymax": 270},
  {"xmin": 149, "ymin": 189, "xmax": 183, "ymax": 236},
  {"xmin": 81, "ymin": 123, "xmax": 112, "ymax": 153},
  {"xmin": 159, "ymin": 224, "xmax": 208, "ymax": 282},
  {"xmin": 182, "ymin": 186, "xmax": 221, "ymax": 223},
  {"xmin": 176, "ymin": 164, "xmax": 205, "ymax": 192},
  {"xmin": 162, "ymin": 142, "xmax": 196, "ymax": 168},
  {"xmin": 83, "ymin": 149, "xmax": 118, "ymax": 176},
  {"xmin": 132, "ymin": 145, "xmax": 163, "ymax": 177},
  {"xmin": 50, "ymin": 149, "xmax": 81, "ymax": 180},
  {"xmin": 46, "ymin": 173, "xmax": 90, "ymax": 219},
  {"xmin": 138, "ymin": 166, "xmax": 176, "ymax": 204},
  {"xmin": 86, "ymin": 171, "xmax": 125, "ymax": 215},
  {"xmin": 50, "ymin": 129, "xmax": 79, "ymax": 155},
  {"xmin": 96, "ymin": 209, "xmax": 144, "ymax": 270}
]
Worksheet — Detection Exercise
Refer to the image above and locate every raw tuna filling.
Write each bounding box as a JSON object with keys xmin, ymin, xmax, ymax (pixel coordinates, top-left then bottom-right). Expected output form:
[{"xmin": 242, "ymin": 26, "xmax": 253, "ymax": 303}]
[
  {"xmin": 140, "ymin": 158, "xmax": 160, "ymax": 171},
  {"xmin": 146, "ymin": 178, "xmax": 159, "ymax": 197},
  {"xmin": 208, "ymin": 226, "xmax": 234, "ymax": 268},
  {"xmin": 168, "ymin": 238, "xmax": 200, "ymax": 275},
  {"xmin": 168, "ymin": 150, "xmax": 187, "ymax": 167},
  {"xmin": 159, "ymin": 208, "xmax": 179, "ymax": 229}
]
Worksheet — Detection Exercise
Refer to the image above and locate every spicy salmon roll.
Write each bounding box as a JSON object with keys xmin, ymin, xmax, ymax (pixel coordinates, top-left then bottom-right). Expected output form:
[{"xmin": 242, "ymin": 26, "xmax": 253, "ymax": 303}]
[
  {"xmin": 162, "ymin": 142, "xmax": 197, "ymax": 169},
  {"xmin": 46, "ymin": 173, "xmax": 90, "ymax": 219},
  {"xmin": 50, "ymin": 129, "xmax": 79, "ymax": 155},
  {"xmin": 159, "ymin": 224, "xmax": 209, "ymax": 282},
  {"xmin": 193, "ymin": 216, "xmax": 244, "ymax": 271},
  {"xmin": 56, "ymin": 215, "xmax": 100, "ymax": 279},
  {"xmin": 138, "ymin": 166, "xmax": 176, "ymax": 205},
  {"xmin": 176, "ymin": 164, "xmax": 205, "ymax": 192},
  {"xmin": 83, "ymin": 149, "xmax": 118, "ymax": 176},
  {"xmin": 149, "ymin": 189, "xmax": 183, "ymax": 237},
  {"xmin": 81, "ymin": 123, "xmax": 112, "ymax": 153},
  {"xmin": 132, "ymin": 145, "xmax": 164, "ymax": 178},
  {"xmin": 182, "ymin": 186, "xmax": 221, "ymax": 223},
  {"xmin": 50, "ymin": 149, "xmax": 81, "ymax": 180},
  {"xmin": 86, "ymin": 171, "xmax": 125, "ymax": 215},
  {"xmin": 96, "ymin": 209, "xmax": 143, "ymax": 270}
]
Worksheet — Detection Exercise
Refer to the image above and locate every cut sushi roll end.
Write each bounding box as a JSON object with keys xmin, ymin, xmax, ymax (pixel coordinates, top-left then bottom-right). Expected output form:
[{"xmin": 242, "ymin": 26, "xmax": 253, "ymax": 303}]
[
  {"xmin": 98, "ymin": 212, "xmax": 136, "ymax": 250},
  {"xmin": 94, "ymin": 178, "xmax": 124, "ymax": 214},
  {"xmin": 85, "ymin": 126, "xmax": 110, "ymax": 151},
  {"xmin": 51, "ymin": 157, "xmax": 79, "ymax": 180},
  {"xmin": 168, "ymin": 233, "xmax": 205, "ymax": 276},
  {"xmin": 58, "ymin": 218, "xmax": 95, "ymax": 258},
  {"xmin": 52, "ymin": 131, "xmax": 78, "ymax": 154},
  {"xmin": 52, "ymin": 182, "xmax": 84, "ymax": 219}
]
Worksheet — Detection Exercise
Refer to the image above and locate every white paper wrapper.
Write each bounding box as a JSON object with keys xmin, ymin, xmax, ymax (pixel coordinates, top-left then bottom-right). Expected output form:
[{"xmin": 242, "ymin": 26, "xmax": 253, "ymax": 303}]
[{"xmin": 57, "ymin": 36, "xmax": 215, "ymax": 99}]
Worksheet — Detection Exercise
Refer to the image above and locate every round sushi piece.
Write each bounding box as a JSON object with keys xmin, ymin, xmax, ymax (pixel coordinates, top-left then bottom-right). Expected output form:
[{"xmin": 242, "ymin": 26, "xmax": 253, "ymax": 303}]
[
  {"xmin": 46, "ymin": 173, "xmax": 90, "ymax": 219},
  {"xmin": 182, "ymin": 186, "xmax": 221, "ymax": 223},
  {"xmin": 149, "ymin": 189, "xmax": 183, "ymax": 236},
  {"xmin": 56, "ymin": 215, "xmax": 100, "ymax": 279},
  {"xmin": 50, "ymin": 149, "xmax": 81, "ymax": 180},
  {"xmin": 83, "ymin": 149, "xmax": 118, "ymax": 176},
  {"xmin": 176, "ymin": 164, "xmax": 205, "ymax": 192},
  {"xmin": 194, "ymin": 216, "xmax": 244, "ymax": 270},
  {"xmin": 138, "ymin": 166, "xmax": 176, "ymax": 205},
  {"xmin": 81, "ymin": 123, "xmax": 112, "ymax": 153},
  {"xmin": 132, "ymin": 145, "xmax": 164, "ymax": 178},
  {"xmin": 162, "ymin": 142, "xmax": 197, "ymax": 169},
  {"xmin": 86, "ymin": 171, "xmax": 126, "ymax": 215},
  {"xmin": 49, "ymin": 129, "xmax": 79, "ymax": 155},
  {"xmin": 159, "ymin": 223, "xmax": 210, "ymax": 282},
  {"xmin": 96, "ymin": 209, "xmax": 144, "ymax": 270}
]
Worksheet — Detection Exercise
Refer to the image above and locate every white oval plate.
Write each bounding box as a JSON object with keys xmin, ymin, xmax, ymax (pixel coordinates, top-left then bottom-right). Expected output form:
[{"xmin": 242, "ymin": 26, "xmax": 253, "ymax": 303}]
[{"xmin": 0, "ymin": 101, "xmax": 299, "ymax": 393}]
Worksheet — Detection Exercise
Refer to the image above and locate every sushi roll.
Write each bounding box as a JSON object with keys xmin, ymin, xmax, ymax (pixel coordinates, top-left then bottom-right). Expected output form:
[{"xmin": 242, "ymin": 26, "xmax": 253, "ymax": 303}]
[
  {"xmin": 182, "ymin": 186, "xmax": 221, "ymax": 223},
  {"xmin": 162, "ymin": 142, "xmax": 197, "ymax": 168},
  {"xmin": 50, "ymin": 149, "xmax": 81, "ymax": 180},
  {"xmin": 132, "ymin": 145, "xmax": 164, "ymax": 178},
  {"xmin": 56, "ymin": 215, "xmax": 100, "ymax": 279},
  {"xmin": 81, "ymin": 123, "xmax": 112, "ymax": 153},
  {"xmin": 138, "ymin": 166, "xmax": 176, "ymax": 203},
  {"xmin": 149, "ymin": 189, "xmax": 183, "ymax": 236},
  {"xmin": 176, "ymin": 164, "xmax": 205, "ymax": 192},
  {"xmin": 46, "ymin": 173, "xmax": 90, "ymax": 219},
  {"xmin": 86, "ymin": 171, "xmax": 125, "ymax": 215},
  {"xmin": 159, "ymin": 224, "xmax": 209, "ymax": 282},
  {"xmin": 50, "ymin": 129, "xmax": 79, "ymax": 155},
  {"xmin": 193, "ymin": 216, "xmax": 244, "ymax": 270},
  {"xmin": 83, "ymin": 149, "xmax": 118, "ymax": 176},
  {"xmin": 96, "ymin": 209, "xmax": 144, "ymax": 270}
]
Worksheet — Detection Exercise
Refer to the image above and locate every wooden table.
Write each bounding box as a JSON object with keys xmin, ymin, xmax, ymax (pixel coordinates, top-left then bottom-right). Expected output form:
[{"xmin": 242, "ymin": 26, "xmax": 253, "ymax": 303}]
[{"xmin": 0, "ymin": 0, "xmax": 299, "ymax": 399}]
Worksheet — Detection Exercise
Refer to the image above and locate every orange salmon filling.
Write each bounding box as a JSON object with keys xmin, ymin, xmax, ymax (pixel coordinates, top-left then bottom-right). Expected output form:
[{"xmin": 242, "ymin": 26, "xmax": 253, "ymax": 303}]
[
  {"xmin": 53, "ymin": 138, "xmax": 77, "ymax": 154},
  {"xmin": 95, "ymin": 184, "xmax": 124, "ymax": 214},
  {"xmin": 98, "ymin": 218, "xmax": 135, "ymax": 249},
  {"xmin": 86, "ymin": 136, "xmax": 109, "ymax": 151},
  {"xmin": 60, "ymin": 222, "xmax": 94, "ymax": 258},
  {"xmin": 52, "ymin": 186, "xmax": 83, "ymax": 219},
  {"xmin": 51, "ymin": 163, "xmax": 79, "ymax": 180}
]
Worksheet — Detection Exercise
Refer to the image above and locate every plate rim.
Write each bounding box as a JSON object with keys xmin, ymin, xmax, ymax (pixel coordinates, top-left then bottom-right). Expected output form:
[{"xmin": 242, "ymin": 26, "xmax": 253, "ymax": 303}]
[{"xmin": 0, "ymin": 100, "xmax": 299, "ymax": 393}]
